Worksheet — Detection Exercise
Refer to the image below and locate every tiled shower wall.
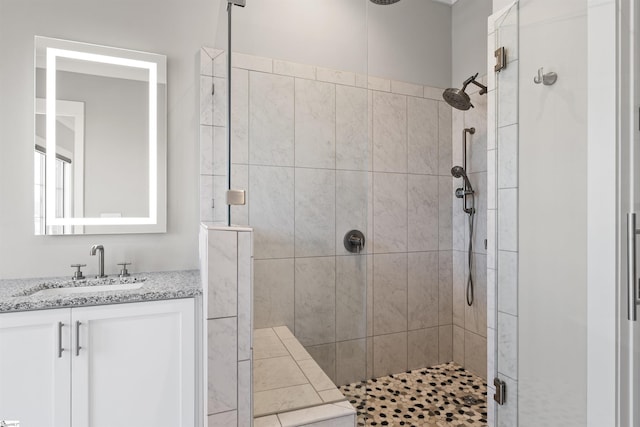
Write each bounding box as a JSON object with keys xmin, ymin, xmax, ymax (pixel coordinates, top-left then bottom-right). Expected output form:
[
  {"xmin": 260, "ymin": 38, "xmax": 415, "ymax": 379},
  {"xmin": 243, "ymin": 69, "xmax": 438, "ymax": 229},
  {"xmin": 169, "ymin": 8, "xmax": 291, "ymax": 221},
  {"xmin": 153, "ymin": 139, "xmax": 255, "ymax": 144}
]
[
  {"xmin": 199, "ymin": 47, "xmax": 456, "ymax": 386},
  {"xmin": 451, "ymin": 78, "xmax": 488, "ymax": 380}
]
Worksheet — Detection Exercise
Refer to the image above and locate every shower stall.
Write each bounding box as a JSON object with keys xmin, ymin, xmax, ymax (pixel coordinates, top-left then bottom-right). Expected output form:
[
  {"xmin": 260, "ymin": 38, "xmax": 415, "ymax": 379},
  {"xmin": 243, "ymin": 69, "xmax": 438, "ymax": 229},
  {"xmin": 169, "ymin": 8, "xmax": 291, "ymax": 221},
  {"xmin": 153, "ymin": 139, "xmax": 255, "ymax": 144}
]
[{"xmin": 200, "ymin": 0, "xmax": 502, "ymax": 425}]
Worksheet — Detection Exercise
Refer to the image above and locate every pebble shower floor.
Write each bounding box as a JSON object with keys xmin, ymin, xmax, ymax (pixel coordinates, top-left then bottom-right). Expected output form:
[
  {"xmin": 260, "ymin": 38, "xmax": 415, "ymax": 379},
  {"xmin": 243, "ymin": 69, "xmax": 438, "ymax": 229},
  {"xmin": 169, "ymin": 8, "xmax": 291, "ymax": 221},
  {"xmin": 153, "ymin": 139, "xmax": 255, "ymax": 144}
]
[{"xmin": 339, "ymin": 362, "xmax": 488, "ymax": 427}]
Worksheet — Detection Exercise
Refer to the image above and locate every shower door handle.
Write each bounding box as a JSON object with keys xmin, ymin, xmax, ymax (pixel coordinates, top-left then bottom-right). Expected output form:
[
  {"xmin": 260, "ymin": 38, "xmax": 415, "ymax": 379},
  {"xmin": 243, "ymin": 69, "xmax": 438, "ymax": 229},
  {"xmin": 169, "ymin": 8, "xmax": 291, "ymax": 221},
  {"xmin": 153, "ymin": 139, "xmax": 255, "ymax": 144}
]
[{"xmin": 627, "ymin": 213, "xmax": 640, "ymax": 320}]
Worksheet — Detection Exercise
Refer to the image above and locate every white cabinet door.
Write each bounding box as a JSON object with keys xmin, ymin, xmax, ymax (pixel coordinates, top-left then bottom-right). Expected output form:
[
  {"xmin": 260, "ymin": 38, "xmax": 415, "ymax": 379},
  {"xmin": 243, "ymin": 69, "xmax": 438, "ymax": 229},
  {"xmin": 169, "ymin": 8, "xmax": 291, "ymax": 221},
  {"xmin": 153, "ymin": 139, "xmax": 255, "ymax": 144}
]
[
  {"xmin": 71, "ymin": 299, "xmax": 195, "ymax": 427},
  {"xmin": 0, "ymin": 309, "xmax": 71, "ymax": 427}
]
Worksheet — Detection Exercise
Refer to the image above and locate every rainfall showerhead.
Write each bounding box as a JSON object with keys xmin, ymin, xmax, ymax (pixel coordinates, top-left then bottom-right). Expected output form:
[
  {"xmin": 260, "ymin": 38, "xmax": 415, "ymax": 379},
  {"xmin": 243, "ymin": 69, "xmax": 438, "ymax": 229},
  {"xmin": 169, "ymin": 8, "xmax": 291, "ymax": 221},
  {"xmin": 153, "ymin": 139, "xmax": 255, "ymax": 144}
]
[
  {"xmin": 451, "ymin": 165, "xmax": 474, "ymax": 192},
  {"xmin": 443, "ymin": 73, "xmax": 488, "ymax": 111},
  {"xmin": 370, "ymin": 0, "xmax": 401, "ymax": 4}
]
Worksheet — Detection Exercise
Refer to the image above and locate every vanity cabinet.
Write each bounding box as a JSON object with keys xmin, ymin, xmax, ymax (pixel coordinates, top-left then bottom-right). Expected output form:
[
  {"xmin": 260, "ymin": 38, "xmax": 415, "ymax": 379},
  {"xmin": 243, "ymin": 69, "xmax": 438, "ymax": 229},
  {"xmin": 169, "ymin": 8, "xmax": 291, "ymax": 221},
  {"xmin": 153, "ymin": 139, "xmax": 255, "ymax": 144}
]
[{"xmin": 0, "ymin": 299, "xmax": 195, "ymax": 427}]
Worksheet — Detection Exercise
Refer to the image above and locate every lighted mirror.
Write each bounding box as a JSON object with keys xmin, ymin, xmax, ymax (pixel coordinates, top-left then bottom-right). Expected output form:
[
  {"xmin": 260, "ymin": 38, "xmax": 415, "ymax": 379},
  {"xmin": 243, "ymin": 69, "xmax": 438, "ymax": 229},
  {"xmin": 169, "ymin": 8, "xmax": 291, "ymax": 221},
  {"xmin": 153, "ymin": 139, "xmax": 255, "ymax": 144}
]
[{"xmin": 34, "ymin": 36, "xmax": 167, "ymax": 235}]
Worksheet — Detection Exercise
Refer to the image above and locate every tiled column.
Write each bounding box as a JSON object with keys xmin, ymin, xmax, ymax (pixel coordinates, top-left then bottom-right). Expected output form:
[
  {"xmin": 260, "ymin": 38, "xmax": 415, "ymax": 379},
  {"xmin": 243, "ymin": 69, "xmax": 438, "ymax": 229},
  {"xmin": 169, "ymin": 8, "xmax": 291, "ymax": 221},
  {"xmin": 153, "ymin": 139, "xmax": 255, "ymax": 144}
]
[
  {"xmin": 487, "ymin": 2, "xmax": 519, "ymax": 427},
  {"xmin": 200, "ymin": 224, "xmax": 253, "ymax": 427}
]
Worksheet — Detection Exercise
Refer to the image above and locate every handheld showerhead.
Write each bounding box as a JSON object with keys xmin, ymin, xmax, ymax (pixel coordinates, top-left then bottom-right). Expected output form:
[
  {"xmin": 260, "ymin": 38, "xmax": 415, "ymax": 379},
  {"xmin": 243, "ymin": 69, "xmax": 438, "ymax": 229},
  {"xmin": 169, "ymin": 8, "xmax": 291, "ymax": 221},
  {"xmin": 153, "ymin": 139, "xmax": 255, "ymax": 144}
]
[{"xmin": 451, "ymin": 165, "xmax": 474, "ymax": 192}]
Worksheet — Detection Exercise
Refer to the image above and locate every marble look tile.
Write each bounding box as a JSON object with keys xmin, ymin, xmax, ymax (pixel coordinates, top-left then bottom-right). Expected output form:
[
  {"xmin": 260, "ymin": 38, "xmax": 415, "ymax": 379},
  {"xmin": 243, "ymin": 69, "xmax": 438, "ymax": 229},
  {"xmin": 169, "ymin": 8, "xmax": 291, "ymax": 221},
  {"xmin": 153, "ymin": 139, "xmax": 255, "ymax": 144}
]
[
  {"xmin": 470, "ymin": 172, "xmax": 487, "ymax": 256},
  {"xmin": 212, "ymin": 176, "xmax": 228, "ymax": 223},
  {"xmin": 438, "ymin": 102, "xmax": 453, "ymax": 175},
  {"xmin": 407, "ymin": 327, "xmax": 439, "ymax": 370},
  {"xmin": 212, "ymin": 126, "xmax": 226, "ymax": 176},
  {"xmin": 336, "ymin": 255, "xmax": 367, "ymax": 341},
  {"xmin": 255, "ymin": 328, "xmax": 279, "ymax": 339},
  {"xmin": 368, "ymin": 76, "xmax": 391, "ymax": 92},
  {"xmin": 498, "ymin": 188, "xmax": 518, "ymax": 252},
  {"xmin": 207, "ymin": 230, "xmax": 237, "ymax": 319},
  {"xmin": 232, "ymin": 68, "xmax": 249, "ymax": 164},
  {"xmin": 238, "ymin": 360, "xmax": 251, "ymax": 427},
  {"xmin": 281, "ymin": 337, "xmax": 313, "ymax": 361},
  {"xmin": 391, "ymin": 80, "xmax": 423, "ymax": 97},
  {"xmin": 487, "ymin": 327, "xmax": 496, "ymax": 380},
  {"xmin": 486, "ymin": 32, "xmax": 496, "ymax": 89},
  {"xmin": 336, "ymin": 171, "xmax": 369, "ymax": 255},
  {"xmin": 467, "ymin": 97, "xmax": 488, "ymax": 176},
  {"xmin": 487, "ymin": 268, "xmax": 497, "ymax": 329},
  {"xmin": 373, "ymin": 332, "xmax": 407, "ymax": 377},
  {"xmin": 488, "ymin": 149, "xmax": 497, "ymax": 210},
  {"xmin": 274, "ymin": 59, "xmax": 316, "ymax": 79},
  {"xmin": 318, "ymin": 389, "xmax": 346, "ymax": 403},
  {"xmin": 487, "ymin": 90, "xmax": 496, "ymax": 150},
  {"xmin": 277, "ymin": 403, "xmax": 355, "ymax": 427},
  {"xmin": 452, "ymin": 108, "xmax": 464, "ymax": 166},
  {"xmin": 249, "ymin": 166, "xmax": 294, "ymax": 259},
  {"xmin": 200, "ymin": 75, "xmax": 214, "ymax": 126},
  {"xmin": 408, "ymin": 175, "xmax": 439, "ymax": 252},
  {"xmin": 498, "ymin": 250, "xmax": 518, "ymax": 316},
  {"xmin": 317, "ymin": 67, "xmax": 356, "ymax": 86},
  {"xmin": 212, "ymin": 50, "xmax": 226, "ymax": 78},
  {"xmin": 200, "ymin": 175, "xmax": 214, "ymax": 222},
  {"xmin": 208, "ymin": 411, "xmax": 236, "ymax": 427},
  {"xmin": 355, "ymin": 73, "xmax": 367, "ymax": 88},
  {"xmin": 200, "ymin": 125, "xmax": 214, "ymax": 175},
  {"xmin": 295, "ymin": 79, "xmax": 336, "ymax": 168},
  {"xmin": 200, "ymin": 48, "xmax": 215, "ymax": 77},
  {"xmin": 497, "ymin": 375, "xmax": 517, "ymax": 427},
  {"xmin": 254, "ymin": 415, "xmax": 281, "ymax": 427},
  {"xmin": 336, "ymin": 339, "xmax": 366, "ymax": 386},
  {"xmin": 208, "ymin": 317, "xmax": 237, "ymax": 414},
  {"xmin": 306, "ymin": 343, "xmax": 337, "ymax": 384},
  {"xmin": 497, "ymin": 60, "xmax": 518, "ymax": 128},
  {"xmin": 498, "ymin": 124, "xmax": 518, "ymax": 189},
  {"xmin": 295, "ymin": 257, "xmax": 336, "ymax": 346},
  {"xmin": 496, "ymin": 6, "xmax": 518, "ymax": 63},
  {"xmin": 249, "ymin": 72, "xmax": 294, "ymax": 166},
  {"xmin": 254, "ymin": 356, "xmax": 308, "ymax": 392},
  {"xmin": 453, "ymin": 325, "xmax": 465, "ymax": 366},
  {"xmin": 407, "ymin": 252, "xmax": 439, "ymax": 330},
  {"xmin": 487, "ymin": 388, "xmax": 497, "ymax": 427},
  {"xmin": 295, "ymin": 168, "xmax": 336, "ymax": 257},
  {"xmin": 439, "ymin": 176, "xmax": 453, "ymax": 250},
  {"xmin": 373, "ymin": 253, "xmax": 408, "ymax": 335},
  {"xmin": 424, "ymin": 86, "xmax": 443, "ymax": 101},
  {"xmin": 438, "ymin": 251, "xmax": 453, "ymax": 326},
  {"xmin": 465, "ymin": 254, "xmax": 487, "ymax": 337},
  {"xmin": 497, "ymin": 312, "xmax": 518, "ymax": 380},
  {"xmin": 238, "ymin": 232, "xmax": 252, "ymax": 360},
  {"xmin": 213, "ymin": 77, "xmax": 227, "ymax": 127},
  {"xmin": 373, "ymin": 173, "xmax": 408, "ymax": 253},
  {"xmin": 452, "ymin": 250, "xmax": 466, "ymax": 327},
  {"xmin": 373, "ymin": 91, "xmax": 407, "ymax": 173},
  {"xmin": 232, "ymin": 53, "xmax": 273, "ymax": 73},
  {"xmin": 254, "ymin": 333, "xmax": 289, "ymax": 360},
  {"xmin": 231, "ymin": 165, "xmax": 249, "ymax": 226},
  {"xmin": 254, "ymin": 384, "xmax": 322, "ymax": 417},
  {"xmin": 408, "ymin": 97, "xmax": 438, "ymax": 175},
  {"xmin": 465, "ymin": 331, "xmax": 487, "ymax": 380},
  {"xmin": 298, "ymin": 359, "xmax": 336, "ymax": 391},
  {"xmin": 438, "ymin": 325, "xmax": 453, "ymax": 363},
  {"xmin": 487, "ymin": 209, "xmax": 497, "ymax": 269},
  {"xmin": 254, "ymin": 259, "xmax": 294, "ymax": 331},
  {"xmin": 336, "ymin": 85, "xmax": 368, "ymax": 171},
  {"xmin": 452, "ymin": 184, "xmax": 467, "ymax": 252}
]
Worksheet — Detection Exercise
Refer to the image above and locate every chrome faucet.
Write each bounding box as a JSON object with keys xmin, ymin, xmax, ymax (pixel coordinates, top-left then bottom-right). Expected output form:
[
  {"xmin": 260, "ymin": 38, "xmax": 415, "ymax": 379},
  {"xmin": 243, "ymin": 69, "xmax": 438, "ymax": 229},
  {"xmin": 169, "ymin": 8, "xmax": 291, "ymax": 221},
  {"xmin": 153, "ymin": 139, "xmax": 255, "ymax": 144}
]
[{"xmin": 89, "ymin": 245, "xmax": 107, "ymax": 278}]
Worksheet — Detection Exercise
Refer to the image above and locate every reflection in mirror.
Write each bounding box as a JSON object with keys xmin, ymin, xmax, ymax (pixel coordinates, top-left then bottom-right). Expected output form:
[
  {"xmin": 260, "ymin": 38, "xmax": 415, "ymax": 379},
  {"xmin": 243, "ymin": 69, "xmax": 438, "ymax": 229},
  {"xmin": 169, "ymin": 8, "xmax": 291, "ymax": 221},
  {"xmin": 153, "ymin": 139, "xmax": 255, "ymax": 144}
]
[{"xmin": 34, "ymin": 36, "xmax": 167, "ymax": 235}]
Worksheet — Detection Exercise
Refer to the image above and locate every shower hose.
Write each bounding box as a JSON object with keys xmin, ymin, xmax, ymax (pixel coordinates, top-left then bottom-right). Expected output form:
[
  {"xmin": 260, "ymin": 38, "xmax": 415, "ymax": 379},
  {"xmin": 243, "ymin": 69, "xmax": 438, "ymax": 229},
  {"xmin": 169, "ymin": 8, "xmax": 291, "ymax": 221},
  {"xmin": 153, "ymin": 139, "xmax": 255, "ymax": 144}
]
[{"xmin": 466, "ymin": 194, "xmax": 476, "ymax": 307}]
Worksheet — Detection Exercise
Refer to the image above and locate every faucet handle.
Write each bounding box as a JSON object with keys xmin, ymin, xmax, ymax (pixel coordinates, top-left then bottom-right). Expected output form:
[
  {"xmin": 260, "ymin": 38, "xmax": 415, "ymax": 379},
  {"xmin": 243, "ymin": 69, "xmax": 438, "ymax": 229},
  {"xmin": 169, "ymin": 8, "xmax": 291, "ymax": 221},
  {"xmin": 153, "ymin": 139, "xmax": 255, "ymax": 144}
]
[
  {"xmin": 70, "ymin": 264, "xmax": 86, "ymax": 280},
  {"xmin": 117, "ymin": 262, "xmax": 131, "ymax": 277}
]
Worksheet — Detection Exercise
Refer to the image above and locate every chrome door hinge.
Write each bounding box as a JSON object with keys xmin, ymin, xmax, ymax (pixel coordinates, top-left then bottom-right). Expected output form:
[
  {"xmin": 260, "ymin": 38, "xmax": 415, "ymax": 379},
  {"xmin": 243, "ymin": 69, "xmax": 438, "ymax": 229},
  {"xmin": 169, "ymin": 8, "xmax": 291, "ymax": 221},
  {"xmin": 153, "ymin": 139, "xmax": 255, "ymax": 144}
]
[{"xmin": 494, "ymin": 378, "xmax": 506, "ymax": 405}]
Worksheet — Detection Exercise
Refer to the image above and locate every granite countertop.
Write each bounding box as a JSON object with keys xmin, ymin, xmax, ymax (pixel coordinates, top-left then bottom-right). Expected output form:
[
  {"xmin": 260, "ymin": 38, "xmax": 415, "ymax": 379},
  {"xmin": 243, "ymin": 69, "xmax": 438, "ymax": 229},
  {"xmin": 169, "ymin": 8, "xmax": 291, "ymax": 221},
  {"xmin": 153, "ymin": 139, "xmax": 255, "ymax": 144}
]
[{"xmin": 0, "ymin": 270, "xmax": 201, "ymax": 313}]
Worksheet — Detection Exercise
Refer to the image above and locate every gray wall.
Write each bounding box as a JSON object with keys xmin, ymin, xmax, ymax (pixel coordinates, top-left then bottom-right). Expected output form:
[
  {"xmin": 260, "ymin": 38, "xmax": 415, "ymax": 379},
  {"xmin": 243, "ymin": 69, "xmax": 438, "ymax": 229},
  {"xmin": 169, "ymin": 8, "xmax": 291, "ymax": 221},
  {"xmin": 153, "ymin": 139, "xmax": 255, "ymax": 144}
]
[
  {"xmin": 0, "ymin": 0, "xmax": 214, "ymax": 279},
  {"xmin": 215, "ymin": 0, "xmax": 452, "ymax": 88},
  {"xmin": 452, "ymin": 0, "xmax": 492, "ymax": 86}
]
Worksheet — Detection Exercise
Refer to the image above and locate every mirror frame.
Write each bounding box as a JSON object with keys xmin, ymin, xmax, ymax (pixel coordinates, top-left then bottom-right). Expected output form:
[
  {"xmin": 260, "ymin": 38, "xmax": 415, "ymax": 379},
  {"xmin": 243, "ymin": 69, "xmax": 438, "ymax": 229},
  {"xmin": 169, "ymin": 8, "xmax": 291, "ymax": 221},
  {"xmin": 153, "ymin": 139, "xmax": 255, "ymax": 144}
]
[{"xmin": 34, "ymin": 36, "xmax": 167, "ymax": 234}]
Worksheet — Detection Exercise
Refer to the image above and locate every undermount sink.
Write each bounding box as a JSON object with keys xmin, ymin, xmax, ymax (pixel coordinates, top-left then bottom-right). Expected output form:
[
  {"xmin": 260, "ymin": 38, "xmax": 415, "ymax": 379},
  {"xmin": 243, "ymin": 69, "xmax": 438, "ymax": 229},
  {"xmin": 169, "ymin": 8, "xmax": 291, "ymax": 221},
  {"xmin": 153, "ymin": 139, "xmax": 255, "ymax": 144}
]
[
  {"xmin": 19, "ymin": 277, "xmax": 148, "ymax": 298},
  {"xmin": 30, "ymin": 282, "xmax": 144, "ymax": 297}
]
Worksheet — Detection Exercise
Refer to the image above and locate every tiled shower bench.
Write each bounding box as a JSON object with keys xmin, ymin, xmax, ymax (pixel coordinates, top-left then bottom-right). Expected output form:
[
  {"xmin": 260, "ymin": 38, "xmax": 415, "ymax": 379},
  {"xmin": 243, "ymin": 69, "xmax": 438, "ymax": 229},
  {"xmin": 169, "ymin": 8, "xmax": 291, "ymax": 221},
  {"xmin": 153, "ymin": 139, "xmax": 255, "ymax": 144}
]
[{"xmin": 253, "ymin": 326, "xmax": 356, "ymax": 427}]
